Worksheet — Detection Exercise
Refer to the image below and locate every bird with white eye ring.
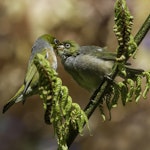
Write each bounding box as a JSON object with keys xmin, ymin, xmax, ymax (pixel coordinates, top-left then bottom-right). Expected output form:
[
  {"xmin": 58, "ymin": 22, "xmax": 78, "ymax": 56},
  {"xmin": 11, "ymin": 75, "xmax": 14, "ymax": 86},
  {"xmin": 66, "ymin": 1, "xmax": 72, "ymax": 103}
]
[
  {"xmin": 56, "ymin": 40, "xmax": 144, "ymax": 92},
  {"xmin": 3, "ymin": 34, "xmax": 60, "ymax": 113}
]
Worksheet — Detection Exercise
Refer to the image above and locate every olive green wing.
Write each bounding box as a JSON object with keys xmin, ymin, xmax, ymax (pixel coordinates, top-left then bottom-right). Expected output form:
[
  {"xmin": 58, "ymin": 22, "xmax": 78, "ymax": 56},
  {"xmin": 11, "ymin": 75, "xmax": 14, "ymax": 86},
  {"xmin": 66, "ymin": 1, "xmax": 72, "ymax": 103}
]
[{"xmin": 80, "ymin": 46, "xmax": 117, "ymax": 61}]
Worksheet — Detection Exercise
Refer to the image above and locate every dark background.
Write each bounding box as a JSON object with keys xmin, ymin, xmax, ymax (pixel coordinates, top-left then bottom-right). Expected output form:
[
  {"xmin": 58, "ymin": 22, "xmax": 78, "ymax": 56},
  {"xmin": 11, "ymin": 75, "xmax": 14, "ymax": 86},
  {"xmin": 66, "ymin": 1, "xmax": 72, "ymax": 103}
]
[{"xmin": 0, "ymin": 0, "xmax": 150, "ymax": 149}]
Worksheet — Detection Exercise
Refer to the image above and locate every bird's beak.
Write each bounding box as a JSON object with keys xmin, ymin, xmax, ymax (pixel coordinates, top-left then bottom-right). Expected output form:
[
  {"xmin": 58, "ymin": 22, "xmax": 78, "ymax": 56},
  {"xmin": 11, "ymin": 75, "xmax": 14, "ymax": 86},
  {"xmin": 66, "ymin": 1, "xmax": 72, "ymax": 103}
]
[
  {"xmin": 57, "ymin": 44, "xmax": 65, "ymax": 51},
  {"xmin": 56, "ymin": 44, "xmax": 65, "ymax": 55}
]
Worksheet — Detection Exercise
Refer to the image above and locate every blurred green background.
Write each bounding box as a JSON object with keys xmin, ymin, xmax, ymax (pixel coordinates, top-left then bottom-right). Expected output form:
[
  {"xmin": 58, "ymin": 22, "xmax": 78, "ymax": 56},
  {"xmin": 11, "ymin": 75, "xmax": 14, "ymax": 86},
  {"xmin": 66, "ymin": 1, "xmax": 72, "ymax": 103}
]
[{"xmin": 0, "ymin": 0, "xmax": 150, "ymax": 150}]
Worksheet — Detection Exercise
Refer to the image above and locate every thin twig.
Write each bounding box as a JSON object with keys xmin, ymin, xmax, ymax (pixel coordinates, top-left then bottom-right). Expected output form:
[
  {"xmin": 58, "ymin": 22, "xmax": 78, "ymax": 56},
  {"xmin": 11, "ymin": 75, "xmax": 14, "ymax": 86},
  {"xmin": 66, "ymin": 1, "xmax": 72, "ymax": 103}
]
[{"xmin": 134, "ymin": 14, "xmax": 150, "ymax": 46}]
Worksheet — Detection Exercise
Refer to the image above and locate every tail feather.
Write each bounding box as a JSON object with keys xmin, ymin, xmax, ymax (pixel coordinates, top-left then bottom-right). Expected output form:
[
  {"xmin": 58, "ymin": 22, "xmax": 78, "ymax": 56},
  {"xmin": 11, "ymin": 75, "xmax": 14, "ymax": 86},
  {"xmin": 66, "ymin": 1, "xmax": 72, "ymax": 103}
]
[
  {"xmin": 126, "ymin": 67, "xmax": 144, "ymax": 78},
  {"xmin": 2, "ymin": 85, "xmax": 25, "ymax": 113},
  {"xmin": 3, "ymin": 100, "xmax": 16, "ymax": 113},
  {"xmin": 119, "ymin": 66, "xmax": 144, "ymax": 79}
]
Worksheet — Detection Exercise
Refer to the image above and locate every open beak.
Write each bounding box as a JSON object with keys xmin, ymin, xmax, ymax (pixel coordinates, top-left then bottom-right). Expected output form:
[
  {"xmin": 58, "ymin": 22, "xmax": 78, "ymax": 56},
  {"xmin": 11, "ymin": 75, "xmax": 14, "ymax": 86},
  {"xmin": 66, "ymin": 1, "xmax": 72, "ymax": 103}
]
[
  {"xmin": 57, "ymin": 44, "xmax": 65, "ymax": 50},
  {"xmin": 56, "ymin": 44, "xmax": 65, "ymax": 55}
]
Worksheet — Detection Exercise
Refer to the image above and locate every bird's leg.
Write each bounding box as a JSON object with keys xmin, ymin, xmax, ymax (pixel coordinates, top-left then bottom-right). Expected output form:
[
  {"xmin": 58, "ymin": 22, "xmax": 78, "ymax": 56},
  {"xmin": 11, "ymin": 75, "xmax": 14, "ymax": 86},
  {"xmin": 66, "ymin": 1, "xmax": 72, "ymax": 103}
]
[
  {"xmin": 90, "ymin": 74, "xmax": 114, "ymax": 101},
  {"xmin": 104, "ymin": 74, "xmax": 113, "ymax": 82}
]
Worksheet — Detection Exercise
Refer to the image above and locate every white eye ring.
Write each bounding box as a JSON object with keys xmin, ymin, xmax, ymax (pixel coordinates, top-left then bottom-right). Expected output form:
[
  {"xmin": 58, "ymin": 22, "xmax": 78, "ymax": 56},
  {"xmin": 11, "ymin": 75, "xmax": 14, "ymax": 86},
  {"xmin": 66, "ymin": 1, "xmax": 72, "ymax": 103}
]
[
  {"xmin": 54, "ymin": 39, "xmax": 59, "ymax": 45},
  {"xmin": 65, "ymin": 43, "xmax": 70, "ymax": 49}
]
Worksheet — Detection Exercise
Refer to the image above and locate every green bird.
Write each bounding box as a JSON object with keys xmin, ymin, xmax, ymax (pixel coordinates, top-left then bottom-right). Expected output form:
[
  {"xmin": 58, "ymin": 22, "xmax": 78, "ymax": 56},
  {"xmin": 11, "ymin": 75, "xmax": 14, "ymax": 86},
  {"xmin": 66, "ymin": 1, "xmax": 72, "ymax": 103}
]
[
  {"xmin": 3, "ymin": 34, "xmax": 59, "ymax": 113},
  {"xmin": 56, "ymin": 40, "xmax": 143, "ymax": 92}
]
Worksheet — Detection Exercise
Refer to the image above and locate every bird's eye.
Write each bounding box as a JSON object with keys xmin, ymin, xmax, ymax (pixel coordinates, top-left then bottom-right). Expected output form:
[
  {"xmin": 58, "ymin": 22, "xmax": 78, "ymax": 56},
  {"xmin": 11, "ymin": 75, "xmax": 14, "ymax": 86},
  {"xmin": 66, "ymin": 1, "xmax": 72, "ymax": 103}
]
[
  {"xmin": 54, "ymin": 39, "xmax": 59, "ymax": 45},
  {"xmin": 65, "ymin": 43, "xmax": 70, "ymax": 49}
]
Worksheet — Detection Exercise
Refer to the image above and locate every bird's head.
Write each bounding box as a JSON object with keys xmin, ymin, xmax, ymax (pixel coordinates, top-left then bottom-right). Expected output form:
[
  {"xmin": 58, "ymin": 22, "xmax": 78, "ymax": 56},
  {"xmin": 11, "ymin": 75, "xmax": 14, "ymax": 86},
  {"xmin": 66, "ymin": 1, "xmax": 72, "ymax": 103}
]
[
  {"xmin": 56, "ymin": 40, "xmax": 80, "ymax": 57},
  {"xmin": 39, "ymin": 34, "xmax": 60, "ymax": 49}
]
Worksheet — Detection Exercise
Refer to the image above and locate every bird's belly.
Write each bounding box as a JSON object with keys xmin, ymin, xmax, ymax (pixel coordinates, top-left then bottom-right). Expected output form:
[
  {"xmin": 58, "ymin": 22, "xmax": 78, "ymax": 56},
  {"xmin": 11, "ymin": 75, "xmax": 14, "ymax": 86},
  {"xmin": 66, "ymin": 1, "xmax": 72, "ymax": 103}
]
[
  {"xmin": 77, "ymin": 72, "xmax": 104, "ymax": 92},
  {"xmin": 66, "ymin": 66, "xmax": 104, "ymax": 92},
  {"xmin": 63, "ymin": 55, "xmax": 113, "ymax": 92},
  {"xmin": 73, "ymin": 56, "xmax": 113, "ymax": 91}
]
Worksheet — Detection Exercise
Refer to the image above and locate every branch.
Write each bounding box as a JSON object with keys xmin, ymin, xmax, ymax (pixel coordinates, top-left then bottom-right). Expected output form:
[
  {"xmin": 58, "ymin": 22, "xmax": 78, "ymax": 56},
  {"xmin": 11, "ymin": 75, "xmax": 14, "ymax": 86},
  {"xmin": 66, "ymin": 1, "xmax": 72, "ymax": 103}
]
[{"xmin": 134, "ymin": 14, "xmax": 150, "ymax": 46}]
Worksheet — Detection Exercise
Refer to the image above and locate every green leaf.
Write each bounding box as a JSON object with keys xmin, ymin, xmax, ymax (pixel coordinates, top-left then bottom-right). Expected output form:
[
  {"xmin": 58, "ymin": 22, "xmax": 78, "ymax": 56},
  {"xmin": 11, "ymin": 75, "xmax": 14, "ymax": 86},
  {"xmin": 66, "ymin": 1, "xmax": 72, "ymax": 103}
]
[{"xmin": 33, "ymin": 53, "xmax": 89, "ymax": 150}]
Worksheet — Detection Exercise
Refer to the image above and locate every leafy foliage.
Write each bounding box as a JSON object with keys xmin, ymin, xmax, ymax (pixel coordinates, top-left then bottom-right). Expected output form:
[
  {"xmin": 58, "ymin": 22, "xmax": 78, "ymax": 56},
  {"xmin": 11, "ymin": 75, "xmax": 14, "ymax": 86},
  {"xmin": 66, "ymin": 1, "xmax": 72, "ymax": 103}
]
[
  {"xmin": 114, "ymin": 0, "xmax": 137, "ymax": 59},
  {"xmin": 97, "ymin": 0, "xmax": 150, "ymax": 120},
  {"xmin": 34, "ymin": 53, "xmax": 89, "ymax": 150}
]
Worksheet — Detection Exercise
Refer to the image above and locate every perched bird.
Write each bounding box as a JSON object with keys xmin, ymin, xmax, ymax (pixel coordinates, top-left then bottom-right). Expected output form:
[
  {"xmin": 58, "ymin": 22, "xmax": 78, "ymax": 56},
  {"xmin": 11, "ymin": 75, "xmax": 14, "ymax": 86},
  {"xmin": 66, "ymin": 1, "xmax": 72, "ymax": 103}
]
[
  {"xmin": 3, "ymin": 34, "xmax": 59, "ymax": 113},
  {"xmin": 56, "ymin": 40, "xmax": 143, "ymax": 92},
  {"xmin": 56, "ymin": 40, "xmax": 116, "ymax": 92}
]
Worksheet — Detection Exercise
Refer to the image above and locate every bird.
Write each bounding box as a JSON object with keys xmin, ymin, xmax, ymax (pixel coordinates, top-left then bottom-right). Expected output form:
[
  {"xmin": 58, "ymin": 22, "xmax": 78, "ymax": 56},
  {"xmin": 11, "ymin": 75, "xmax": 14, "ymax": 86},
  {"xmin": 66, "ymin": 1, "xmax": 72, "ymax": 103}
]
[
  {"xmin": 3, "ymin": 34, "xmax": 60, "ymax": 113},
  {"xmin": 56, "ymin": 40, "xmax": 143, "ymax": 92}
]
